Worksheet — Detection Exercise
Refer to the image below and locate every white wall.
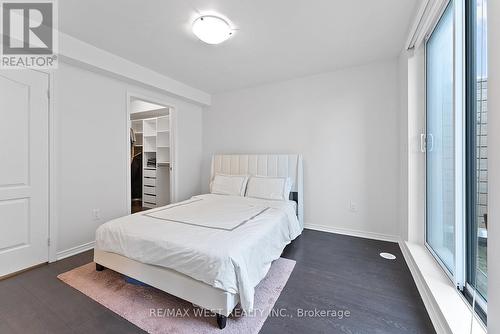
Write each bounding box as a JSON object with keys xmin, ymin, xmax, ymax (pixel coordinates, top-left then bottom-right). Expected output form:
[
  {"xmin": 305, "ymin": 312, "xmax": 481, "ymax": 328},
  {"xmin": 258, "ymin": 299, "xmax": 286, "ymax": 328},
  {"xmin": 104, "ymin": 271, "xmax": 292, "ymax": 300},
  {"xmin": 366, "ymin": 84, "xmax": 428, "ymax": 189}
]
[
  {"xmin": 54, "ymin": 62, "xmax": 203, "ymax": 255},
  {"xmin": 488, "ymin": 0, "xmax": 500, "ymax": 331},
  {"xmin": 202, "ymin": 59, "xmax": 402, "ymax": 240}
]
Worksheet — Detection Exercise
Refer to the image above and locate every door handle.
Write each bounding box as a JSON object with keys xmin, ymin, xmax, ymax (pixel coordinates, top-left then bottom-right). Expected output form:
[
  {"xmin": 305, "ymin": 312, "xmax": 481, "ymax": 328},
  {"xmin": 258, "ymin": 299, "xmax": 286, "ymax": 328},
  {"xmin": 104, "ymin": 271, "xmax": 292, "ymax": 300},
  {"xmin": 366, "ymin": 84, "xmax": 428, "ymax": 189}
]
[{"xmin": 420, "ymin": 133, "xmax": 426, "ymax": 153}]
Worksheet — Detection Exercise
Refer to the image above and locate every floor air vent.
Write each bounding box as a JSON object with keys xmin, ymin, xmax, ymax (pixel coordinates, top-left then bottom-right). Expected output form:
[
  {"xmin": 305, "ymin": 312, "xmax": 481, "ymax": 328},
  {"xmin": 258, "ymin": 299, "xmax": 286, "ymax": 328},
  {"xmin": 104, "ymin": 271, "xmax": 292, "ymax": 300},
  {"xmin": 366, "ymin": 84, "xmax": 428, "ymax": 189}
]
[{"xmin": 379, "ymin": 252, "xmax": 396, "ymax": 260}]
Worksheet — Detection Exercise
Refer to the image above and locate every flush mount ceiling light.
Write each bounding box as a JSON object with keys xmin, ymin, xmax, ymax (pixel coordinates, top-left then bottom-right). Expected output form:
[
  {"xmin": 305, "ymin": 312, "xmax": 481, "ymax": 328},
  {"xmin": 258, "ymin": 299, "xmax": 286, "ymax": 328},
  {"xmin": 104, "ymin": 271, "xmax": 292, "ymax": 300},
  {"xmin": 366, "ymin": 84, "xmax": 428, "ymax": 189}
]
[{"xmin": 192, "ymin": 15, "xmax": 233, "ymax": 45}]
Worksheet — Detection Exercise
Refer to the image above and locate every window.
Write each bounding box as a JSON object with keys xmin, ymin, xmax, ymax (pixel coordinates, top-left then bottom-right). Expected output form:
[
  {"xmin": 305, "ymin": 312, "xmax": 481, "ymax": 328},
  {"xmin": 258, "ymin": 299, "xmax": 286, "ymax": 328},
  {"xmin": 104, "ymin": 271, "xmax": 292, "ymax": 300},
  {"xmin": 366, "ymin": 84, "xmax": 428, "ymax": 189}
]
[
  {"xmin": 465, "ymin": 0, "xmax": 488, "ymax": 320},
  {"xmin": 426, "ymin": 2, "xmax": 456, "ymax": 275},
  {"xmin": 425, "ymin": 0, "xmax": 488, "ymax": 322}
]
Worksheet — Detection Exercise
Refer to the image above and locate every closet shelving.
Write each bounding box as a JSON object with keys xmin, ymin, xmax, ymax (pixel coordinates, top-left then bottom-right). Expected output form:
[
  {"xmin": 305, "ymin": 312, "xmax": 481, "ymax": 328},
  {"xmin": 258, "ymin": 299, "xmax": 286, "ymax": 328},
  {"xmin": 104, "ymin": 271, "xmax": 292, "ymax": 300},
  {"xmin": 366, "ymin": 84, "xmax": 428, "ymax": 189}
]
[
  {"xmin": 156, "ymin": 116, "xmax": 170, "ymax": 164},
  {"xmin": 143, "ymin": 118, "xmax": 157, "ymax": 153},
  {"xmin": 136, "ymin": 114, "xmax": 171, "ymax": 208}
]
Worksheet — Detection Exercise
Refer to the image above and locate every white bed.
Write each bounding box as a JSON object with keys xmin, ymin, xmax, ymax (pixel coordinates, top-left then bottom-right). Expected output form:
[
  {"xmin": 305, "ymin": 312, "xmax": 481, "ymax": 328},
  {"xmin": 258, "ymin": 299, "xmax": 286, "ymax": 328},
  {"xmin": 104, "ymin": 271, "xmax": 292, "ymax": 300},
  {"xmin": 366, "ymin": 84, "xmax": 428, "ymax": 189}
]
[{"xmin": 94, "ymin": 154, "xmax": 303, "ymax": 329}]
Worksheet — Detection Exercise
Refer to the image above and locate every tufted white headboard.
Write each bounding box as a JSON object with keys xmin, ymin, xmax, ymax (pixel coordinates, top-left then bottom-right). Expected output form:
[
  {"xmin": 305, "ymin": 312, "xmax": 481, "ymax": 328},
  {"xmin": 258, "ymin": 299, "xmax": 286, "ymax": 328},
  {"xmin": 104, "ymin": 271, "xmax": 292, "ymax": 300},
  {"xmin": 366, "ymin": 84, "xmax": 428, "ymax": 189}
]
[{"xmin": 210, "ymin": 154, "xmax": 304, "ymax": 227}]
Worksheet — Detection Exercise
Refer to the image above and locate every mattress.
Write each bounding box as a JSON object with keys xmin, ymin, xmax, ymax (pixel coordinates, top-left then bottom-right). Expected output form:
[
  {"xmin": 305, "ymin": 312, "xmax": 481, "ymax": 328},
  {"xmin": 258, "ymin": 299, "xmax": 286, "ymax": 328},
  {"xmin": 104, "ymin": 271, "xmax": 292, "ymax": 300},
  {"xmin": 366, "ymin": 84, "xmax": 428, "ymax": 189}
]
[{"xmin": 95, "ymin": 194, "xmax": 302, "ymax": 312}]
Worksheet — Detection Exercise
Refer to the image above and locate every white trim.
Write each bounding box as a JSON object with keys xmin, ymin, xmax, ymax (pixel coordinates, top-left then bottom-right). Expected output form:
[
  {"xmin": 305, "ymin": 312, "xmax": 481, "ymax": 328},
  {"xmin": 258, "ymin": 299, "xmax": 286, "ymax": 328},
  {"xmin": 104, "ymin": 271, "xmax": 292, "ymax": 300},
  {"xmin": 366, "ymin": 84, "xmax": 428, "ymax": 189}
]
[
  {"xmin": 406, "ymin": 0, "xmax": 432, "ymax": 49},
  {"xmin": 453, "ymin": 0, "xmax": 466, "ymax": 290},
  {"xmin": 406, "ymin": 0, "xmax": 450, "ymax": 50},
  {"xmin": 48, "ymin": 71, "xmax": 58, "ymax": 263},
  {"xmin": 58, "ymin": 33, "xmax": 211, "ymax": 106},
  {"xmin": 400, "ymin": 241, "xmax": 487, "ymax": 334},
  {"xmin": 56, "ymin": 241, "xmax": 95, "ymax": 261},
  {"xmin": 170, "ymin": 108, "xmax": 178, "ymax": 203},
  {"xmin": 126, "ymin": 93, "xmax": 132, "ymax": 214},
  {"xmin": 400, "ymin": 241, "xmax": 451, "ymax": 334},
  {"xmin": 304, "ymin": 223, "xmax": 400, "ymax": 243}
]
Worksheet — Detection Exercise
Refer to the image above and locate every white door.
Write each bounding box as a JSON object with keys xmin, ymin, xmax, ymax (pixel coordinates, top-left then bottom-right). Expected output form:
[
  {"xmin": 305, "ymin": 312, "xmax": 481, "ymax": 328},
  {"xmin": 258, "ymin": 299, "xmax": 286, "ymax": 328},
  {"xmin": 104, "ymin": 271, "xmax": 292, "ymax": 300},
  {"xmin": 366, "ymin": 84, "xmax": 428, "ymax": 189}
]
[{"xmin": 0, "ymin": 70, "xmax": 49, "ymax": 277}]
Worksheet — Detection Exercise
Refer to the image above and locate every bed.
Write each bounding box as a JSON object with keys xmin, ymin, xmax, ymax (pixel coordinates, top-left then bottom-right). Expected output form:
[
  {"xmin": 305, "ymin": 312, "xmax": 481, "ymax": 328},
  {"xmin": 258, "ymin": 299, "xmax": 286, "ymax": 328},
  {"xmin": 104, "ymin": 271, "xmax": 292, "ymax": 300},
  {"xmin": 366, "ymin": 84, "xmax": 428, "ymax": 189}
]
[{"xmin": 94, "ymin": 154, "xmax": 303, "ymax": 329}]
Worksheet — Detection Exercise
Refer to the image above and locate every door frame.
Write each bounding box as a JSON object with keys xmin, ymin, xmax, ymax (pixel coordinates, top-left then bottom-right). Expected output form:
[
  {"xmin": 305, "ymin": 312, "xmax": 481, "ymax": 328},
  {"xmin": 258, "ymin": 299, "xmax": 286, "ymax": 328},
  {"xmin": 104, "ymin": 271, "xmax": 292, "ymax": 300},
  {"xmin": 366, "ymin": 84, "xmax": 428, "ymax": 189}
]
[
  {"xmin": 126, "ymin": 91, "xmax": 178, "ymax": 214},
  {"xmin": 46, "ymin": 70, "xmax": 57, "ymax": 263}
]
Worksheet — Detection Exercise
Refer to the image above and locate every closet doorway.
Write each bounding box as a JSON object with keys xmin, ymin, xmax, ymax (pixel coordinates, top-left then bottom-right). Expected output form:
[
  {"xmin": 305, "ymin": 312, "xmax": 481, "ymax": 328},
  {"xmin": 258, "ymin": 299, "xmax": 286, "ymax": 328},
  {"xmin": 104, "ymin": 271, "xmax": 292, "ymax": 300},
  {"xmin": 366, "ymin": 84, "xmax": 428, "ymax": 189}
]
[{"xmin": 127, "ymin": 95, "xmax": 176, "ymax": 214}]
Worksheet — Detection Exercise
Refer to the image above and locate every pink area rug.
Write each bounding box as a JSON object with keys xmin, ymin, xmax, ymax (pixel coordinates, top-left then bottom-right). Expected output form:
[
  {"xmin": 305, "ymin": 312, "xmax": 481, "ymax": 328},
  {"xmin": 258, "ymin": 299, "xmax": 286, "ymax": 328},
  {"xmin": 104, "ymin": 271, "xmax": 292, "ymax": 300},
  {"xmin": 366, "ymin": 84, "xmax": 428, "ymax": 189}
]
[{"xmin": 58, "ymin": 258, "xmax": 295, "ymax": 334}]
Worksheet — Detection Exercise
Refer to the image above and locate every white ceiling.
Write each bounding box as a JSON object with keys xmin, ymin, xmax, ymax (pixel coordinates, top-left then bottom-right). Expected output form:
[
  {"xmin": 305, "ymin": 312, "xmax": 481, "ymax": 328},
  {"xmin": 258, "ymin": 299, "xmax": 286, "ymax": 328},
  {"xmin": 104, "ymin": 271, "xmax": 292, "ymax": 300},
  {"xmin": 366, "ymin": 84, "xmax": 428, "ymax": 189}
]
[{"xmin": 59, "ymin": 0, "xmax": 419, "ymax": 94}]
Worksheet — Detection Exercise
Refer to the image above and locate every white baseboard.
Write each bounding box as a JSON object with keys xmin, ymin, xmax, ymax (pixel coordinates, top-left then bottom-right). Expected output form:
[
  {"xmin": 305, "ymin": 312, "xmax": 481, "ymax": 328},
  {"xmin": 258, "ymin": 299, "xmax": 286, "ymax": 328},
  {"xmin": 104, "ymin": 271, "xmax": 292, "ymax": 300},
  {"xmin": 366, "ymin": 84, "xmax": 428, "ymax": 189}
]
[
  {"xmin": 398, "ymin": 241, "xmax": 451, "ymax": 334},
  {"xmin": 304, "ymin": 223, "xmax": 400, "ymax": 242},
  {"xmin": 56, "ymin": 241, "xmax": 95, "ymax": 261}
]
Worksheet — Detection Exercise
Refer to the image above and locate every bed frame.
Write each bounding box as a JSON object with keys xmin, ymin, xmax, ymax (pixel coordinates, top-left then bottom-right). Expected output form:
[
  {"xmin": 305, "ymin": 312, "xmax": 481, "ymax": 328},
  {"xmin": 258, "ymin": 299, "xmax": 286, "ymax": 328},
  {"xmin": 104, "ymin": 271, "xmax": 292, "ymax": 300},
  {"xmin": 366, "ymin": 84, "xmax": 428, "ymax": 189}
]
[{"xmin": 94, "ymin": 154, "xmax": 303, "ymax": 329}]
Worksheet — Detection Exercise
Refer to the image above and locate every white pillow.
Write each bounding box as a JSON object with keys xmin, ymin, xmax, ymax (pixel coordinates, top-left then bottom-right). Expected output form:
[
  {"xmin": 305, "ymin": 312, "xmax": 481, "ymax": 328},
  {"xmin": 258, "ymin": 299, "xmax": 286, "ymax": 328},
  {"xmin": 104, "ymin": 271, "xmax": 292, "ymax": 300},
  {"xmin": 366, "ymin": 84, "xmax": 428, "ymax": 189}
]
[
  {"xmin": 245, "ymin": 176, "xmax": 293, "ymax": 201},
  {"xmin": 210, "ymin": 174, "xmax": 249, "ymax": 196}
]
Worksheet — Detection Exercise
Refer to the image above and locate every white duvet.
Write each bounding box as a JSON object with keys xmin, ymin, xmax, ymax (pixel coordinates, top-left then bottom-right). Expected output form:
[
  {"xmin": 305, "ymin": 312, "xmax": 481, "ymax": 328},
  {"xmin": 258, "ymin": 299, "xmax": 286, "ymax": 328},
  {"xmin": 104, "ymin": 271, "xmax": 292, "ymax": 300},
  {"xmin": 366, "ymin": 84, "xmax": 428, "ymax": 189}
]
[{"xmin": 95, "ymin": 194, "xmax": 302, "ymax": 312}]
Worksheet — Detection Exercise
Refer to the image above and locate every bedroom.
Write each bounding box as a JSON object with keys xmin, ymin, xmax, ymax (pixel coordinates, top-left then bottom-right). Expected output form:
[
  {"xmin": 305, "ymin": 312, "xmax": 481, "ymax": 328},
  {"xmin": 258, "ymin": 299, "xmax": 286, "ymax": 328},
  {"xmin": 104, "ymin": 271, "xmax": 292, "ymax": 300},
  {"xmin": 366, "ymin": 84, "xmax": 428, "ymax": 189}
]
[{"xmin": 0, "ymin": 0, "xmax": 498, "ymax": 333}]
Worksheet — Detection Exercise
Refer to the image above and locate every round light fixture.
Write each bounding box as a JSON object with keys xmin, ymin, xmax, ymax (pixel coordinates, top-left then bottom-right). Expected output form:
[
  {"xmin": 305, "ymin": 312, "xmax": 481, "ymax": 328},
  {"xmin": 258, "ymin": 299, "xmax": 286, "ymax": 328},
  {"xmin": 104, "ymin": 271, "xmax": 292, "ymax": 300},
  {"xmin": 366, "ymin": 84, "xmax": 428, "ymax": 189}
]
[{"xmin": 192, "ymin": 15, "xmax": 233, "ymax": 45}]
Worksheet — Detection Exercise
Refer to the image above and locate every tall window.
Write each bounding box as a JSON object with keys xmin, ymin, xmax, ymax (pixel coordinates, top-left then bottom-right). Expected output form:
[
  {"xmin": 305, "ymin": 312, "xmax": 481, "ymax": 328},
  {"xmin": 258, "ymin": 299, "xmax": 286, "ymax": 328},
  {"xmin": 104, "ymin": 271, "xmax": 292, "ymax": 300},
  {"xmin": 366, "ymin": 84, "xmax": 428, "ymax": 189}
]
[
  {"xmin": 465, "ymin": 0, "xmax": 488, "ymax": 319},
  {"xmin": 426, "ymin": 0, "xmax": 488, "ymax": 322},
  {"xmin": 426, "ymin": 2, "xmax": 455, "ymax": 274}
]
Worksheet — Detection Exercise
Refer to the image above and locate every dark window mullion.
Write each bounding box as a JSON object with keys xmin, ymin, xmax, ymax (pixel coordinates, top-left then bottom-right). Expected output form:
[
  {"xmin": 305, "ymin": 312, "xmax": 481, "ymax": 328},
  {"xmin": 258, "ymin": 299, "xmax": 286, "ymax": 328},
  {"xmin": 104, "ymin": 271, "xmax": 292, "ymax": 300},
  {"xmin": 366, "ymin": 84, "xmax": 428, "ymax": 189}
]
[{"xmin": 465, "ymin": 0, "xmax": 478, "ymax": 288}]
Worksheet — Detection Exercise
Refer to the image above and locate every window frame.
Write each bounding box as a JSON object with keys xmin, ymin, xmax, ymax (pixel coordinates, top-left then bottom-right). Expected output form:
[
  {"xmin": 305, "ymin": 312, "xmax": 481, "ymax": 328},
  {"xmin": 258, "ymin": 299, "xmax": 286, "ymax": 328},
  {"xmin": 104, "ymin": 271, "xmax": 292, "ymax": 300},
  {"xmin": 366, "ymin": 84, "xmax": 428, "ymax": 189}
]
[
  {"xmin": 464, "ymin": 0, "xmax": 488, "ymax": 322},
  {"xmin": 465, "ymin": 0, "xmax": 478, "ymax": 291},
  {"xmin": 423, "ymin": 0, "xmax": 487, "ymax": 324},
  {"xmin": 423, "ymin": 0, "xmax": 461, "ymax": 283}
]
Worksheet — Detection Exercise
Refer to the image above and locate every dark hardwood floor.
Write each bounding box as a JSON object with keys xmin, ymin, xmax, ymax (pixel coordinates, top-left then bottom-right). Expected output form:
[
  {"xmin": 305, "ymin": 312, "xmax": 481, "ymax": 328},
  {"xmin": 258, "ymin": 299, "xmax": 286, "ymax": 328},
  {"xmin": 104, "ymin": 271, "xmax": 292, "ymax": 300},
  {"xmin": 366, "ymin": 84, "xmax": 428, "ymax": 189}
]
[
  {"xmin": 131, "ymin": 201, "xmax": 148, "ymax": 214},
  {"xmin": 0, "ymin": 230, "xmax": 435, "ymax": 333}
]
